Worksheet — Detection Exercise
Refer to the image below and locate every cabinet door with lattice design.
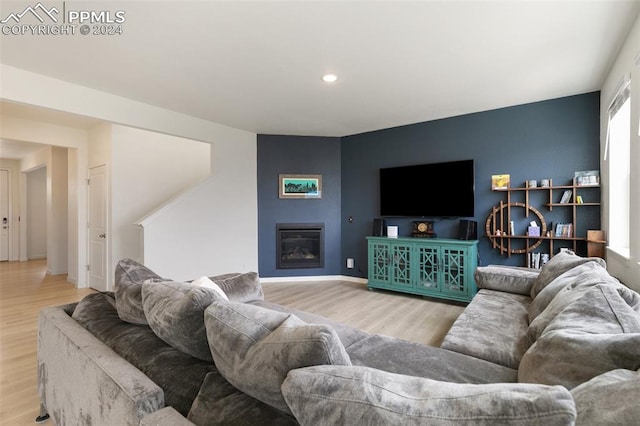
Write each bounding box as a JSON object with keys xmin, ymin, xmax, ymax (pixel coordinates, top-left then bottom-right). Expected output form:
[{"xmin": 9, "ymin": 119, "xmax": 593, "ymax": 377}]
[
  {"xmin": 368, "ymin": 240, "xmax": 391, "ymax": 284},
  {"xmin": 390, "ymin": 243, "xmax": 412, "ymax": 287},
  {"xmin": 440, "ymin": 246, "xmax": 469, "ymax": 297},
  {"xmin": 415, "ymin": 245, "xmax": 439, "ymax": 290}
]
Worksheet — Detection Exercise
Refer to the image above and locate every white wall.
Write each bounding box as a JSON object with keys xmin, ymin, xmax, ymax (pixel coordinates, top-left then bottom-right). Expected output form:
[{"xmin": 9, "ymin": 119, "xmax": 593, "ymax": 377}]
[
  {"xmin": 600, "ymin": 12, "xmax": 640, "ymax": 290},
  {"xmin": 0, "ymin": 159, "xmax": 21, "ymax": 261},
  {"xmin": 139, "ymin": 161, "xmax": 257, "ymax": 281},
  {"xmin": 2, "ymin": 65, "xmax": 258, "ymax": 287},
  {"xmin": 110, "ymin": 125, "xmax": 211, "ymax": 280},
  {"xmin": 48, "ymin": 147, "xmax": 68, "ymax": 275},
  {"xmin": 27, "ymin": 167, "xmax": 47, "ymax": 259},
  {"xmin": 19, "ymin": 146, "xmax": 69, "ymax": 275}
]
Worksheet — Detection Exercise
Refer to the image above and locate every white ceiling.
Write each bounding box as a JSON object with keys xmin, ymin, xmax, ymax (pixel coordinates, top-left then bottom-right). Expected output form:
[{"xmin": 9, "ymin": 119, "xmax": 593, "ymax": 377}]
[{"xmin": 1, "ymin": 0, "xmax": 639, "ymax": 138}]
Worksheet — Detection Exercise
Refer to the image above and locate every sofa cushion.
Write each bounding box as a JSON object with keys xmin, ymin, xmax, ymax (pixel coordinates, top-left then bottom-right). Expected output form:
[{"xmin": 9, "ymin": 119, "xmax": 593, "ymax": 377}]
[
  {"xmin": 187, "ymin": 371, "xmax": 298, "ymax": 426},
  {"xmin": 114, "ymin": 258, "xmax": 165, "ymax": 324},
  {"xmin": 142, "ymin": 280, "xmax": 227, "ymax": 361},
  {"xmin": 71, "ymin": 292, "xmax": 216, "ymax": 417},
  {"xmin": 570, "ymin": 368, "xmax": 640, "ymax": 425},
  {"xmin": 475, "ymin": 265, "xmax": 539, "ymax": 296},
  {"xmin": 204, "ymin": 301, "xmax": 351, "ymax": 415},
  {"xmin": 282, "ymin": 365, "xmax": 576, "ymax": 426},
  {"xmin": 347, "ymin": 333, "xmax": 519, "ymax": 384},
  {"xmin": 441, "ymin": 289, "xmax": 531, "ymax": 369},
  {"xmin": 210, "ymin": 272, "xmax": 264, "ymax": 303},
  {"xmin": 527, "ymin": 262, "xmax": 619, "ymax": 343},
  {"xmin": 519, "ymin": 283, "xmax": 640, "ymax": 388},
  {"xmin": 529, "ymin": 251, "xmax": 606, "ymax": 299}
]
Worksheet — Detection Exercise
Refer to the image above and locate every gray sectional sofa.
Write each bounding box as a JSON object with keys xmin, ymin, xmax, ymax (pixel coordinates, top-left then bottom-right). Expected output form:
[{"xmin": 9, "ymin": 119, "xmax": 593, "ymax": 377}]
[{"xmin": 37, "ymin": 252, "xmax": 640, "ymax": 425}]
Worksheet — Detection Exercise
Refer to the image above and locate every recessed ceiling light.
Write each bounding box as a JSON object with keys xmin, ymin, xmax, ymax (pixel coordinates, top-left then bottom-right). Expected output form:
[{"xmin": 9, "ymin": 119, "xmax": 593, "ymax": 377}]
[{"xmin": 322, "ymin": 74, "xmax": 338, "ymax": 83}]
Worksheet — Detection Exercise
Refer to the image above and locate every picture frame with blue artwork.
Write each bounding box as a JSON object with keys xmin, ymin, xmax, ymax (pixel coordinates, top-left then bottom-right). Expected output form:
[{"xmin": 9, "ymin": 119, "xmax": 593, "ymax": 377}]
[{"xmin": 279, "ymin": 174, "xmax": 322, "ymax": 199}]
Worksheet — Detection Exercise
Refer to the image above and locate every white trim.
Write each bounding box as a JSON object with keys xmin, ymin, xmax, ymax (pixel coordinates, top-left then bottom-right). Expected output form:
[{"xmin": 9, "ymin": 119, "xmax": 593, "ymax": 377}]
[
  {"xmin": 260, "ymin": 275, "xmax": 367, "ymax": 284},
  {"xmin": 606, "ymin": 246, "xmax": 631, "ymax": 263}
]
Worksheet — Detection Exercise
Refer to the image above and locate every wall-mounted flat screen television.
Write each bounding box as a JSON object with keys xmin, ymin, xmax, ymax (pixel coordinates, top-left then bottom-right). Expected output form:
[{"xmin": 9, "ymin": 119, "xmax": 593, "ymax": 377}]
[{"xmin": 379, "ymin": 159, "xmax": 475, "ymax": 217}]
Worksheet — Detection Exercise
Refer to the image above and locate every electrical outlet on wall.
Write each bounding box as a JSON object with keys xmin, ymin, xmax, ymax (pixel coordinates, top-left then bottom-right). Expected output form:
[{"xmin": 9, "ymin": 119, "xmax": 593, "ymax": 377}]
[{"xmin": 346, "ymin": 258, "xmax": 354, "ymax": 269}]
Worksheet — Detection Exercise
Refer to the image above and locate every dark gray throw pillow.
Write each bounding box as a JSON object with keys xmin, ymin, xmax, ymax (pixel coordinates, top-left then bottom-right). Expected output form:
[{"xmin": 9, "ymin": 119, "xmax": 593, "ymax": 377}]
[
  {"xmin": 519, "ymin": 283, "xmax": 640, "ymax": 388},
  {"xmin": 204, "ymin": 301, "xmax": 351, "ymax": 415},
  {"xmin": 282, "ymin": 365, "xmax": 576, "ymax": 425},
  {"xmin": 114, "ymin": 258, "xmax": 165, "ymax": 324},
  {"xmin": 142, "ymin": 280, "xmax": 226, "ymax": 361},
  {"xmin": 210, "ymin": 272, "xmax": 264, "ymax": 303},
  {"xmin": 529, "ymin": 251, "xmax": 606, "ymax": 299}
]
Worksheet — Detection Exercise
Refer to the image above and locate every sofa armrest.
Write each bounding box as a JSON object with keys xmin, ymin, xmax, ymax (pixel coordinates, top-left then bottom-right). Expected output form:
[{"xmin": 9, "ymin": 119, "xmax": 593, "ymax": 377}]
[
  {"xmin": 474, "ymin": 265, "xmax": 539, "ymax": 296},
  {"xmin": 140, "ymin": 407, "xmax": 195, "ymax": 426},
  {"xmin": 38, "ymin": 306, "xmax": 165, "ymax": 426}
]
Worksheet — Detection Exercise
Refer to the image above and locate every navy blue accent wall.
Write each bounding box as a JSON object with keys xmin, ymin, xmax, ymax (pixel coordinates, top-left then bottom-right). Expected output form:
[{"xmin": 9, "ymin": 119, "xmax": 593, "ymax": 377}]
[
  {"xmin": 257, "ymin": 135, "xmax": 342, "ymax": 277},
  {"xmin": 341, "ymin": 92, "xmax": 601, "ymax": 276}
]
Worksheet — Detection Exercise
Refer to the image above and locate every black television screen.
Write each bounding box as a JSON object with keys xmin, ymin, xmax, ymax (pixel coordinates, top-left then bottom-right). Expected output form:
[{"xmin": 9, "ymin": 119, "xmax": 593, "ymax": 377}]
[{"xmin": 379, "ymin": 159, "xmax": 475, "ymax": 217}]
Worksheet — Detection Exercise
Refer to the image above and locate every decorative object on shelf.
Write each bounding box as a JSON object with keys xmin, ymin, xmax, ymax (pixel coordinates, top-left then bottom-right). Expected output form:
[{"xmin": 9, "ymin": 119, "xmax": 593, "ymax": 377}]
[
  {"xmin": 586, "ymin": 230, "xmax": 606, "ymax": 258},
  {"xmin": 278, "ymin": 174, "xmax": 322, "ymax": 199},
  {"xmin": 575, "ymin": 170, "xmax": 600, "ymax": 186},
  {"xmin": 527, "ymin": 180, "xmax": 537, "ymax": 188},
  {"xmin": 386, "ymin": 226, "xmax": 398, "ymax": 238},
  {"xmin": 540, "ymin": 179, "xmax": 550, "ymax": 188},
  {"xmin": 411, "ymin": 221, "xmax": 436, "ymax": 238},
  {"xmin": 491, "ymin": 174, "xmax": 510, "ymax": 190}
]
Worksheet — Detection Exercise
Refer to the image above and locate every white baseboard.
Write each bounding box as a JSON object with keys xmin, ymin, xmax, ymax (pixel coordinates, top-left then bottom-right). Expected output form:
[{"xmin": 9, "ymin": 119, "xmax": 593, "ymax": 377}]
[{"xmin": 260, "ymin": 275, "xmax": 367, "ymax": 284}]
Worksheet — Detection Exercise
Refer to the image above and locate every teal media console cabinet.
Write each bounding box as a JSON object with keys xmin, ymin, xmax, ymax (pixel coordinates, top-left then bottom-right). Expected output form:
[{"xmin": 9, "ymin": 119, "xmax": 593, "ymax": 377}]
[{"xmin": 366, "ymin": 237, "xmax": 478, "ymax": 303}]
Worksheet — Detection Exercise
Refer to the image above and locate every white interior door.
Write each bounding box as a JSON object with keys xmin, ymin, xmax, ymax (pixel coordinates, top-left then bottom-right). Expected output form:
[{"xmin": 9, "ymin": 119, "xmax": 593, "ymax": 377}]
[
  {"xmin": 0, "ymin": 170, "xmax": 9, "ymax": 261},
  {"xmin": 88, "ymin": 165, "xmax": 108, "ymax": 291}
]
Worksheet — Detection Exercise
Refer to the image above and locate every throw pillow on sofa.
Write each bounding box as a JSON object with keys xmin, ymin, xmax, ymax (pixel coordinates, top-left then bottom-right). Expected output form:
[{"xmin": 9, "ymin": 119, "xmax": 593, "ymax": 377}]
[
  {"xmin": 527, "ymin": 261, "xmax": 619, "ymax": 343},
  {"xmin": 142, "ymin": 280, "xmax": 228, "ymax": 361},
  {"xmin": 529, "ymin": 251, "xmax": 606, "ymax": 299},
  {"xmin": 519, "ymin": 283, "xmax": 640, "ymax": 388},
  {"xmin": 474, "ymin": 265, "xmax": 539, "ymax": 296},
  {"xmin": 570, "ymin": 368, "xmax": 640, "ymax": 425},
  {"xmin": 114, "ymin": 258, "xmax": 166, "ymax": 325},
  {"xmin": 209, "ymin": 272, "xmax": 264, "ymax": 303},
  {"xmin": 204, "ymin": 301, "xmax": 351, "ymax": 415},
  {"xmin": 281, "ymin": 365, "xmax": 576, "ymax": 426},
  {"xmin": 192, "ymin": 276, "xmax": 229, "ymax": 301}
]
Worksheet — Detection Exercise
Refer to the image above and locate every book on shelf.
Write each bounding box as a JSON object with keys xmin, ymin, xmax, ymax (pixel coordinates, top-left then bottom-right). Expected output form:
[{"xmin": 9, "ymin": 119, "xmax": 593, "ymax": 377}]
[
  {"xmin": 554, "ymin": 223, "xmax": 573, "ymax": 238},
  {"xmin": 492, "ymin": 174, "xmax": 510, "ymax": 190},
  {"xmin": 527, "ymin": 252, "xmax": 549, "ymax": 269},
  {"xmin": 576, "ymin": 195, "xmax": 584, "ymax": 204},
  {"xmin": 560, "ymin": 190, "xmax": 572, "ymax": 204}
]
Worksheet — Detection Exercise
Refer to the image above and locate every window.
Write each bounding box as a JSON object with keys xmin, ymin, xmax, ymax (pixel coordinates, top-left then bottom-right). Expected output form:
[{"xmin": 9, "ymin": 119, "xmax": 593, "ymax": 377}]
[{"xmin": 607, "ymin": 79, "xmax": 631, "ymax": 257}]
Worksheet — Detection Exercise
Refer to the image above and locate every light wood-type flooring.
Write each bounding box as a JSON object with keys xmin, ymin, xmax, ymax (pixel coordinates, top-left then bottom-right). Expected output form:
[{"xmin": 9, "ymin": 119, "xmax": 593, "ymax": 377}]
[{"xmin": 0, "ymin": 260, "xmax": 464, "ymax": 426}]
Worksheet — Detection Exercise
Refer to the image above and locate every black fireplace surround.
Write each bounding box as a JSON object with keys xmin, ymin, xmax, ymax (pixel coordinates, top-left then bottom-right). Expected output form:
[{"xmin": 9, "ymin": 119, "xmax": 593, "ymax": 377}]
[{"xmin": 276, "ymin": 223, "xmax": 324, "ymax": 269}]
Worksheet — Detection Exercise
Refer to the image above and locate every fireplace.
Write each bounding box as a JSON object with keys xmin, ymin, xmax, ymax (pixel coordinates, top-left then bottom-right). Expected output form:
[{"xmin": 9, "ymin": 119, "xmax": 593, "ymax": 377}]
[{"xmin": 276, "ymin": 223, "xmax": 324, "ymax": 269}]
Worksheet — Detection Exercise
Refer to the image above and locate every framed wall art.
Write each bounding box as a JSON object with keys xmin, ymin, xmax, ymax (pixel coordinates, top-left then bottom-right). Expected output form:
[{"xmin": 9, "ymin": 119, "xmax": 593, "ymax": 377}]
[{"xmin": 279, "ymin": 174, "xmax": 322, "ymax": 199}]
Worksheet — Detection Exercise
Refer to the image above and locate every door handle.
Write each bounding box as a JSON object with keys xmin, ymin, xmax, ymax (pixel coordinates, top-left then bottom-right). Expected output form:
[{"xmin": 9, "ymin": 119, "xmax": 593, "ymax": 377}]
[{"xmin": 99, "ymin": 233, "xmax": 106, "ymax": 238}]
